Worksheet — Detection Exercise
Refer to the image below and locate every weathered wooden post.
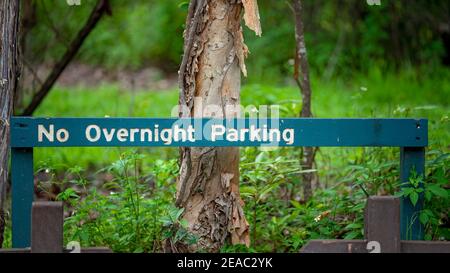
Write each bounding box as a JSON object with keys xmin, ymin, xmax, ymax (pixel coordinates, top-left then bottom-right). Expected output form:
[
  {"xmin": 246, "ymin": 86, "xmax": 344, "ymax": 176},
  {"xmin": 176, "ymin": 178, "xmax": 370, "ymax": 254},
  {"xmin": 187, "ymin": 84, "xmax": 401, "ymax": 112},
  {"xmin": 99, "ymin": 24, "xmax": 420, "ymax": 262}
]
[
  {"xmin": 11, "ymin": 147, "xmax": 34, "ymax": 248},
  {"xmin": 0, "ymin": 201, "xmax": 112, "ymax": 253},
  {"xmin": 301, "ymin": 196, "xmax": 450, "ymax": 253},
  {"xmin": 364, "ymin": 196, "xmax": 401, "ymax": 253},
  {"xmin": 31, "ymin": 202, "xmax": 64, "ymax": 253}
]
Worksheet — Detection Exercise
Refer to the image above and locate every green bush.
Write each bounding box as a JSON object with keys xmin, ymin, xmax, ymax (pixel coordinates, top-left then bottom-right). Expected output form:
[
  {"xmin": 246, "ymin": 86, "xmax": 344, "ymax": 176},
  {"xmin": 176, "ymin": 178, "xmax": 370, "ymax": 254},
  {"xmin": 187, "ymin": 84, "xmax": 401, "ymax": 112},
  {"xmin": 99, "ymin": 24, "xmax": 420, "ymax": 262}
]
[
  {"xmin": 57, "ymin": 151, "xmax": 186, "ymax": 252},
  {"xmin": 32, "ymin": 145, "xmax": 447, "ymax": 252}
]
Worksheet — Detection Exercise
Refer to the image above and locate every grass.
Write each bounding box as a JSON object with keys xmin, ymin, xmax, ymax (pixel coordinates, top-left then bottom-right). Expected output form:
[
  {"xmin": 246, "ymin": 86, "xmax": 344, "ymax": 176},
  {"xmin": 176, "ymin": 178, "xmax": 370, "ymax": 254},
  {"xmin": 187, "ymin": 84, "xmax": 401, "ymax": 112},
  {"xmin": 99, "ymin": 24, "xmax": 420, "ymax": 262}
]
[{"xmin": 32, "ymin": 85, "xmax": 179, "ymax": 169}]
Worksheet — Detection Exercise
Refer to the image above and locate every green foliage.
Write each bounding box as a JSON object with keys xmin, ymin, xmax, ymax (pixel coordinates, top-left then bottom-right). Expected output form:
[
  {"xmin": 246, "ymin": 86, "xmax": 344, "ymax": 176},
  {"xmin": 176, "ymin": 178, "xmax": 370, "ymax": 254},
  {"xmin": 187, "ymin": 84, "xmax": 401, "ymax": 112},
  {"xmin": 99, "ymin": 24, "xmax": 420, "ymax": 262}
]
[
  {"xmin": 232, "ymin": 146, "xmax": 368, "ymax": 252},
  {"xmin": 26, "ymin": 0, "xmax": 186, "ymax": 70},
  {"xmin": 3, "ymin": 0, "xmax": 449, "ymax": 252},
  {"xmin": 4, "ymin": 70, "xmax": 445, "ymax": 251},
  {"xmin": 397, "ymin": 153, "xmax": 450, "ymax": 241},
  {"xmin": 56, "ymin": 151, "xmax": 189, "ymax": 252},
  {"xmin": 25, "ymin": 0, "xmax": 450, "ymax": 83},
  {"xmin": 397, "ymin": 169, "xmax": 424, "ymax": 207},
  {"xmin": 160, "ymin": 207, "xmax": 197, "ymax": 246}
]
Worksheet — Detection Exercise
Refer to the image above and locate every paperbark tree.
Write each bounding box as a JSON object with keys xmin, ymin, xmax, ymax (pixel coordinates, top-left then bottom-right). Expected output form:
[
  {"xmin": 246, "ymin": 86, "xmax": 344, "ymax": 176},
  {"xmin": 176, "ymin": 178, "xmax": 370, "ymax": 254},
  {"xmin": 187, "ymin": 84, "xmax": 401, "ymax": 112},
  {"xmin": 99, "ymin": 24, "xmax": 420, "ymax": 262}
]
[
  {"xmin": 175, "ymin": 0, "xmax": 261, "ymax": 252},
  {"xmin": 292, "ymin": 0, "xmax": 316, "ymax": 201},
  {"xmin": 0, "ymin": 0, "xmax": 21, "ymax": 248}
]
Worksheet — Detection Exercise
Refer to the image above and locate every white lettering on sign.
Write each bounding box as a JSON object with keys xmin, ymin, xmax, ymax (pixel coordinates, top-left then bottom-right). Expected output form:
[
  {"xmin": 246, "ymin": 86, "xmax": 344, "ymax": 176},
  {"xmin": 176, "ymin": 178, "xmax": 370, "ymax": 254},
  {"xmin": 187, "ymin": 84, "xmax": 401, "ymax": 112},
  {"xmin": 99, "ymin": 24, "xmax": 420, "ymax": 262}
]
[
  {"xmin": 86, "ymin": 125, "xmax": 101, "ymax": 142},
  {"xmin": 56, "ymin": 128, "xmax": 69, "ymax": 142},
  {"xmin": 36, "ymin": 123, "xmax": 296, "ymax": 145},
  {"xmin": 38, "ymin": 124, "xmax": 53, "ymax": 142},
  {"xmin": 211, "ymin": 125, "xmax": 225, "ymax": 141},
  {"xmin": 38, "ymin": 124, "xmax": 69, "ymax": 143},
  {"xmin": 130, "ymin": 128, "xmax": 139, "ymax": 142},
  {"xmin": 117, "ymin": 128, "xmax": 128, "ymax": 142},
  {"xmin": 83, "ymin": 124, "xmax": 198, "ymax": 145},
  {"xmin": 103, "ymin": 128, "xmax": 115, "ymax": 142},
  {"xmin": 211, "ymin": 125, "xmax": 294, "ymax": 144}
]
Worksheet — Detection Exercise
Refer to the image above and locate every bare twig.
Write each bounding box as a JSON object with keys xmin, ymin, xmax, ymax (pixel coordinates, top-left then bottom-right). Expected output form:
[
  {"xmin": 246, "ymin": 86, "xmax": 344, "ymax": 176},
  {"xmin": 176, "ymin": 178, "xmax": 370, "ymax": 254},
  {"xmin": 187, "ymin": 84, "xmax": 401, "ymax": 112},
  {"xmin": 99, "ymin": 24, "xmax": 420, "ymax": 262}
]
[
  {"xmin": 21, "ymin": 0, "xmax": 112, "ymax": 116},
  {"xmin": 292, "ymin": 0, "xmax": 316, "ymax": 201}
]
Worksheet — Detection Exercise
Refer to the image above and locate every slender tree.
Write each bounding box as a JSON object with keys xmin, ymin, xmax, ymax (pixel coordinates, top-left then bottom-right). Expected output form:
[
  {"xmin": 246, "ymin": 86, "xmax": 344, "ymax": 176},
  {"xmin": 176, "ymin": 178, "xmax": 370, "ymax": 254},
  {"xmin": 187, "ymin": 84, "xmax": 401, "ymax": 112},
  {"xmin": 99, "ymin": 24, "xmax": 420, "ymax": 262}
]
[
  {"xmin": 292, "ymin": 0, "xmax": 316, "ymax": 201},
  {"xmin": 0, "ymin": 0, "xmax": 21, "ymax": 248},
  {"xmin": 175, "ymin": 0, "xmax": 261, "ymax": 252}
]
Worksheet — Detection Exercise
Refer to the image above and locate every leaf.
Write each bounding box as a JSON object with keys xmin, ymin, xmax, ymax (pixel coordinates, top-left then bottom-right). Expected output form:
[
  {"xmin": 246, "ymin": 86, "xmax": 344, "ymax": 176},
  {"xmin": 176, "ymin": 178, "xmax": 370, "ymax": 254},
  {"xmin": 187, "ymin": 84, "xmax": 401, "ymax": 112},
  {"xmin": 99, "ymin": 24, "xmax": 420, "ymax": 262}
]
[
  {"xmin": 176, "ymin": 207, "xmax": 185, "ymax": 220},
  {"xmin": 319, "ymin": 227, "xmax": 331, "ymax": 235},
  {"xmin": 174, "ymin": 229, "xmax": 183, "ymax": 242},
  {"xmin": 433, "ymin": 167, "xmax": 446, "ymax": 184},
  {"xmin": 344, "ymin": 231, "xmax": 360, "ymax": 240},
  {"xmin": 133, "ymin": 247, "xmax": 144, "ymax": 253},
  {"xmin": 56, "ymin": 188, "xmax": 79, "ymax": 201},
  {"xmin": 68, "ymin": 166, "xmax": 84, "ymax": 174},
  {"xmin": 240, "ymin": 186, "xmax": 257, "ymax": 198},
  {"xmin": 258, "ymin": 183, "xmax": 279, "ymax": 200},
  {"xmin": 432, "ymin": 153, "xmax": 450, "ymax": 164},
  {"xmin": 289, "ymin": 210, "xmax": 300, "ymax": 220},
  {"xmin": 255, "ymin": 152, "xmax": 266, "ymax": 163},
  {"xmin": 177, "ymin": 1, "xmax": 189, "ymax": 10},
  {"xmin": 345, "ymin": 223, "xmax": 362, "ymax": 230},
  {"xmin": 424, "ymin": 190, "xmax": 432, "ymax": 201},
  {"xmin": 290, "ymin": 200, "xmax": 302, "ymax": 209},
  {"xmin": 423, "ymin": 209, "xmax": 434, "ymax": 217},
  {"xmin": 409, "ymin": 191, "xmax": 419, "ymax": 206},
  {"xmin": 103, "ymin": 181, "xmax": 120, "ymax": 190},
  {"xmin": 402, "ymin": 187, "xmax": 414, "ymax": 196},
  {"xmin": 292, "ymin": 237, "xmax": 303, "ymax": 249},
  {"xmin": 180, "ymin": 219, "xmax": 188, "ymax": 229},
  {"xmin": 419, "ymin": 212, "xmax": 429, "ymax": 225},
  {"xmin": 160, "ymin": 216, "xmax": 173, "ymax": 227},
  {"xmin": 427, "ymin": 184, "xmax": 448, "ymax": 198},
  {"xmin": 395, "ymin": 191, "xmax": 405, "ymax": 197}
]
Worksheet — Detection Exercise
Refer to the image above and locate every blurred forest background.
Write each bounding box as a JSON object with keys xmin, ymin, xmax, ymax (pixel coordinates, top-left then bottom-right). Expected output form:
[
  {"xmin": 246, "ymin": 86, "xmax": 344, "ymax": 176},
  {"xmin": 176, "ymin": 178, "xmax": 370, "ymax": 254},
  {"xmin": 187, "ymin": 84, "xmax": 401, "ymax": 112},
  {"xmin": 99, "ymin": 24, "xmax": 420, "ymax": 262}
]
[
  {"xmin": 2, "ymin": 0, "xmax": 449, "ymax": 252},
  {"xmin": 16, "ymin": 0, "xmax": 450, "ymax": 99}
]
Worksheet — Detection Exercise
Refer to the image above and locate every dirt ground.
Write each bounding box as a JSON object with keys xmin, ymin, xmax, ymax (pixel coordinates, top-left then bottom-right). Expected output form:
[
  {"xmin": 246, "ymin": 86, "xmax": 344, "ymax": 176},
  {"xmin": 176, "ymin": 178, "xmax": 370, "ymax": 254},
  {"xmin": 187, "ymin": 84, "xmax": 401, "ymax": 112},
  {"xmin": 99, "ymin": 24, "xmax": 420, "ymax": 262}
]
[{"xmin": 22, "ymin": 62, "xmax": 178, "ymax": 91}]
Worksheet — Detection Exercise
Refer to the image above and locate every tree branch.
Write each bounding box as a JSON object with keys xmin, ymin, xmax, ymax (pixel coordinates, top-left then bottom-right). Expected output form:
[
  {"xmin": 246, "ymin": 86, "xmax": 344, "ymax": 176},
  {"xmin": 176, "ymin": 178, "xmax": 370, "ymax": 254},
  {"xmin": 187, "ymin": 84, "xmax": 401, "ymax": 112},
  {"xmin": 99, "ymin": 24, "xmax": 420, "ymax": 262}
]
[
  {"xmin": 292, "ymin": 0, "xmax": 315, "ymax": 201},
  {"xmin": 21, "ymin": 0, "xmax": 112, "ymax": 116}
]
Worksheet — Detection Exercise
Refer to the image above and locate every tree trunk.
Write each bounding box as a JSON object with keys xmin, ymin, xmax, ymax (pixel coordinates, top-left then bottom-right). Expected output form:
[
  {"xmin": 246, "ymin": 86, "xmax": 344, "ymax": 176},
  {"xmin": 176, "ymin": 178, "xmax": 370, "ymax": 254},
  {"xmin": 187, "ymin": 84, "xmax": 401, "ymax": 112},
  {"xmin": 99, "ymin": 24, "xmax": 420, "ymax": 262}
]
[
  {"xmin": 0, "ymin": 0, "xmax": 21, "ymax": 248},
  {"xmin": 292, "ymin": 0, "xmax": 316, "ymax": 201},
  {"xmin": 176, "ymin": 0, "xmax": 261, "ymax": 252}
]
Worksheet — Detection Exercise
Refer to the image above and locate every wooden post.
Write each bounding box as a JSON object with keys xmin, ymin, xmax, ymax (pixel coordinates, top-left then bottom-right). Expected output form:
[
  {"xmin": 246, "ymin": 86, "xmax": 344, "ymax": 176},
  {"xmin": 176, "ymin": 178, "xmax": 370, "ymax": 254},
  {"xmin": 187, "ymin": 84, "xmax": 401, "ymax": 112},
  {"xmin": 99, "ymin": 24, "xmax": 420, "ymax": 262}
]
[
  {"xmin": 1, "ymin": 201, "xmax": 113, "ymax": 253},
  {"xmin": 300, "ymin": 240, "xmax": 367, "ymax": 253},
  {"xmin": 400, "ymin": 147, "xmax": 425, "ymax": 240},
  {"xmin": 301, "ymin": 195, "xmax": 450, "ymax": 253},
  {"xmin": 31, "ymin": 202, "xmax": 64, "ymax": 253},
  {"xmin": 365, "ymin": 196, "xmax": 401, "ymax": 253},
  {"xmin": 11, "ymin": 147, "xmax": 34, "ymax": 248}
]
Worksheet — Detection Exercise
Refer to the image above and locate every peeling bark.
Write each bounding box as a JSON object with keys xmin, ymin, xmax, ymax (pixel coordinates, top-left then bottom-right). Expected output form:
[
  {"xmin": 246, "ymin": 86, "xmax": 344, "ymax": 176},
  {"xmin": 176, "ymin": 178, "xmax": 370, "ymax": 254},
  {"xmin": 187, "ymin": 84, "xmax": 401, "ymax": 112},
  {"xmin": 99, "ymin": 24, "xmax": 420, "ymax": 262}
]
[
  {"xmin": 241, "ymin": 0, "xmax": 261, "ymax": 36},
  {"xmin": 176, "ymin": 0, "xmax": 260, "ymax": 252},
  {"xmin": 0, "ymin": 0, "xmax": 21, "ymax": 248}
]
